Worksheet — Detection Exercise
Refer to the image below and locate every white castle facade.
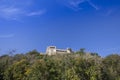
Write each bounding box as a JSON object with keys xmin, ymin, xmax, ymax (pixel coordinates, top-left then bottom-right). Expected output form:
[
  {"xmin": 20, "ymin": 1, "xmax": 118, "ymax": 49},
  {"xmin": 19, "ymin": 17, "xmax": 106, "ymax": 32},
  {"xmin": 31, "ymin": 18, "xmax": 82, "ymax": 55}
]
[{"xmin": 46, "ymin": 46, "xmax": 73, "ymax": 55}]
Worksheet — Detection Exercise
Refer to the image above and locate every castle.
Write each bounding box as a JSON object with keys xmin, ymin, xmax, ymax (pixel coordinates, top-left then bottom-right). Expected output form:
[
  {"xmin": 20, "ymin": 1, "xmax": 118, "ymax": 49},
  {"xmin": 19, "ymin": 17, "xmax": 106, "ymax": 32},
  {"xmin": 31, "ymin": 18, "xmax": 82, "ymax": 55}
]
[{"xmin": 46, "ymin": 46, "xmax": 73, "ymax": 55}]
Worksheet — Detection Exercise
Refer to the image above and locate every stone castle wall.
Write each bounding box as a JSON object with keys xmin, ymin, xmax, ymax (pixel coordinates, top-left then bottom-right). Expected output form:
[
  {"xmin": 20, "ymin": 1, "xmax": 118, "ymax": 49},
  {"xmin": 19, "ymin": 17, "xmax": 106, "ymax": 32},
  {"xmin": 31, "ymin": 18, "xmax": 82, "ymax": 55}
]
[{"xmin": 46, "ymin": 46, "xmax": 72, "ymax": 55}]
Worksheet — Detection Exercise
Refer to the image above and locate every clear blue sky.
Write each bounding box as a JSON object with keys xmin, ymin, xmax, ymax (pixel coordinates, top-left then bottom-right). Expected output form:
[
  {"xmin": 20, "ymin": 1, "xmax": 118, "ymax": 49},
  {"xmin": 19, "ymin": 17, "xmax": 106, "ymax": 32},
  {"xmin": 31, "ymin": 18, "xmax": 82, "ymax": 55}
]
[{"xmin": 0, "ymin": 0, "xmax": 120, "ymax": 56}]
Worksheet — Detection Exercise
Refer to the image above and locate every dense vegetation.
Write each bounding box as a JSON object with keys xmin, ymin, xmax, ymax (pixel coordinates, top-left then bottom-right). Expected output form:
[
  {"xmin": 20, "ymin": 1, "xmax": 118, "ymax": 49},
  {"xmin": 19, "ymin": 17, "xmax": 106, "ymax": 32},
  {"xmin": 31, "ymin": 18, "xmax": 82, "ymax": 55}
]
[{"xmin": 0, "ymin": 49, "xmax": 120, "ymax": 80}]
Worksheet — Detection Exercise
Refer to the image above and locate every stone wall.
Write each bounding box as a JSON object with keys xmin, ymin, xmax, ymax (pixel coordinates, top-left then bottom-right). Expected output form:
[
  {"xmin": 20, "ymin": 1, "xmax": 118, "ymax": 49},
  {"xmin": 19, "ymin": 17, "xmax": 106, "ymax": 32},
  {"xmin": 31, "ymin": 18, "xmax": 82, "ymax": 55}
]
[{"xmin": 46, "ymin": 46, "xmax": 72, "ymax": 55}]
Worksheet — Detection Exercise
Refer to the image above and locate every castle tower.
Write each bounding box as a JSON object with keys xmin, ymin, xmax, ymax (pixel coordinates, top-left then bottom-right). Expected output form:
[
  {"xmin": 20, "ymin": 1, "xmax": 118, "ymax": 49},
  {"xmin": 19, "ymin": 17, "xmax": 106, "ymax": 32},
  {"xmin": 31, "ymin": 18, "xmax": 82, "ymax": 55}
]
[{"xmin": 46, "ymin": 46, "xmax": 56, "ymax": 55}]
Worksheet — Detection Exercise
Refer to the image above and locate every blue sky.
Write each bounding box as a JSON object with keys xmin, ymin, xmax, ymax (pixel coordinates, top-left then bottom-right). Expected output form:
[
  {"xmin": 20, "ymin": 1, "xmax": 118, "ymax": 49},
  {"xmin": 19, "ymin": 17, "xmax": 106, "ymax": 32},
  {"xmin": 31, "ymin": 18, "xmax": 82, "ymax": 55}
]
[{"xmin": 0, "ymin": 0, "xmax": 120, "ymax": 56}]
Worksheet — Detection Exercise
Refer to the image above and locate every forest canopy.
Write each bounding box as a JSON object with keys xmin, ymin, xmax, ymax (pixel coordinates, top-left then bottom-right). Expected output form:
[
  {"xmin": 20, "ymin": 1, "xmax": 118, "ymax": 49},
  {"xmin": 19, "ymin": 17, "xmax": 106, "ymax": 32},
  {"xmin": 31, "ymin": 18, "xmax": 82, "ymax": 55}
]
[{"xmin": 0, "ymin": 49, "xmax": 120, "ymax": 80}]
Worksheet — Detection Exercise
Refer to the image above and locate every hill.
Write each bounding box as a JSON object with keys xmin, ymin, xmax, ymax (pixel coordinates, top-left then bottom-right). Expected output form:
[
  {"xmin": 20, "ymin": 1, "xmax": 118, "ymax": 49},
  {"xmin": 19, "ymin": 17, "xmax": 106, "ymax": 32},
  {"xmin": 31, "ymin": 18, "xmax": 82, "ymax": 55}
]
[{"xmin": 0, "ymin": 50, "xmax": 120, "ymax": 80}]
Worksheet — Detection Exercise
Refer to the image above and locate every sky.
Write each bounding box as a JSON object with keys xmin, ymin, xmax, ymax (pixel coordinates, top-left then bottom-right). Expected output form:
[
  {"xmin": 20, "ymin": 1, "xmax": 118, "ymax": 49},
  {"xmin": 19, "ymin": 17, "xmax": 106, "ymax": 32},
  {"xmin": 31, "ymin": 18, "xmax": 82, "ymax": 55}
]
[{"xmin": 0, "ymin": 0, "xmax": 120, "ymax": 56}]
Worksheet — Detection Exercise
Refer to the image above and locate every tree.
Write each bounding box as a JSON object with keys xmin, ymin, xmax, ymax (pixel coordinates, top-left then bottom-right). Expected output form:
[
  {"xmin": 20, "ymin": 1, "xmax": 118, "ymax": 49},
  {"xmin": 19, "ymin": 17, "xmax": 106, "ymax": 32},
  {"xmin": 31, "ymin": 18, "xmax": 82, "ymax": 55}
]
[
  {"xmin": 26, "ymin": 59, "xmax": 48, "ymax": 80},
  {"xmin": 76, "ymin": 48, "xmax": 86, "ymax": 55},
  {"xmin": 4, "ymin": 59, "xmax": 29, "ymax": 80},
  {"xmin": 102, "ymin": 54, "xmax": 120, "ymax": 80}
]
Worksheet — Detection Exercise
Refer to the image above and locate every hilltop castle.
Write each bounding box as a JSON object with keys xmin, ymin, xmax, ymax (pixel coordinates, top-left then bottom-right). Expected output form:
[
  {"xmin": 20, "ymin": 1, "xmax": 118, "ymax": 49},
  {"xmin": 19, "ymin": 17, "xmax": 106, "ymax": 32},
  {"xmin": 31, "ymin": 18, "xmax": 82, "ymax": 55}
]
[{"xmin": 46, "ymin": 46, "xmax": 73, "ymax": 55}]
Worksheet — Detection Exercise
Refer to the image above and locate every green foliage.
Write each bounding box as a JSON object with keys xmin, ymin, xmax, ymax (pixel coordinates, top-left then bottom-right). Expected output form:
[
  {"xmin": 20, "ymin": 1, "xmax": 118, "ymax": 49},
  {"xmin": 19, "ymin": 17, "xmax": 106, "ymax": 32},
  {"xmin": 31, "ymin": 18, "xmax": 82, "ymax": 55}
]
[
  {"xmin": 0, "ymin": 50, "xmax": 120, "ymax": 80},
  {"xmin": 102, "ymin": 54, "xmax": 120, "ymax": 80},
  {"xmin": 4, "ymin": 59, "xmax": 29, "ymax": 80},
  {"xmin": 76, "ymin": 48, "xmax": 86, "ymax": 55}
]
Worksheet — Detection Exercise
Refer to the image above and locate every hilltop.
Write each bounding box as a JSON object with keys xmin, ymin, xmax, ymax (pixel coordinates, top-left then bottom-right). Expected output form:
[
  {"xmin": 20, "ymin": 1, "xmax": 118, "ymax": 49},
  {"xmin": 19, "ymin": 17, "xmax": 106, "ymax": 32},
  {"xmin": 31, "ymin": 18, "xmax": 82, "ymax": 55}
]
[{"xmin": 0, "ymin": 49, "xmax": 120, "ymax": 80}]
